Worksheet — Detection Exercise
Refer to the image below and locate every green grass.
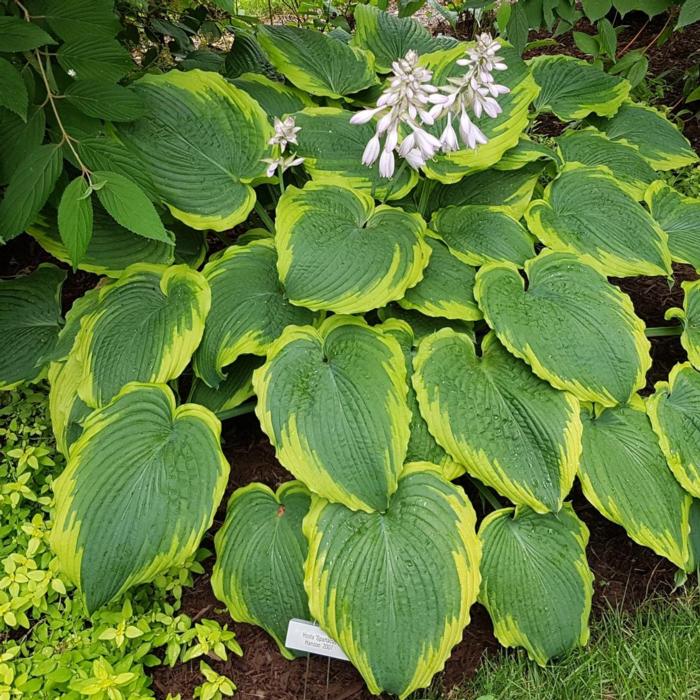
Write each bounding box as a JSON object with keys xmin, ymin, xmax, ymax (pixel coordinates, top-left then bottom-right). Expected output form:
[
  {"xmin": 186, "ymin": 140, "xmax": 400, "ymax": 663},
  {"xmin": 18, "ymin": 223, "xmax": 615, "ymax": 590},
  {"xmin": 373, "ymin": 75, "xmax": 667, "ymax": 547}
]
[{"xmin": 414, "ymin": 589, "xmax": 700, "ymax": 700}]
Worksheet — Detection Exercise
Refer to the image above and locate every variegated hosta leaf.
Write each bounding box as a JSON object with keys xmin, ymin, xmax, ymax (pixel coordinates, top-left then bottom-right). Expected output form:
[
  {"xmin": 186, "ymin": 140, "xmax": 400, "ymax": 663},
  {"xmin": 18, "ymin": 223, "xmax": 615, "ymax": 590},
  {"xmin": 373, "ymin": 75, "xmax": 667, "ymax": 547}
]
[
  {"xmin": 378, "ymin": 303, "xmax": 474, "ymax": 342},
  {"xmin": 0, "ymin": 264, "xmax": 65, "ymax": 390},
  {"xmin": 230, "ymin": 72, "xmax": 313, "ymax": 121},
  {"xmin": 51, "ymin": 383, "xmax": 229, "ymax": 612},
  {"xmin": 188, "ymin": 355, "xmax": 263, "ymax": 419},
  {"xmin": 276, "ymin": 182, "xmax": 430, "ymax": 314},
  {"xmin": 418, "ymin": 43, "xmax": 539, "ymax": 184},
  {"xmin": 475, "ymin": 250, "xmax": 651, "ymax": 406},
  {"xmin": 120, "ymin": 69, "xmax": 272, "ymax": 231},
  {"xmin": 525, "ymin": 165, "xmax": 672, "ymax": 278},
  {"xmin": 73, "ymin": 264, "xmax": 210, "ymax": 408},
  {"xmin": 495, "ymin": 136, "xmax": 561, "ymax": 170},
  {"xmin": 431, "ymin": 204, "xmax": 535, "ymax": 267},
  {"xmin": 49, "ymin": 355, "xmax": 91, "ymax": 457},
  {"xmin": 256, "ymin": 25, "xmax": 378, "ymax": 99},
  {"xmin": 648, "ymin": 363, "xmax": 700, "ymax": 499},
  {"xmin": 46, "ymin": 286, "xmax": 101, "ymax": 364},
  {"xmin": 292, "ymin": 107, "xmax": 418, "ymax": 201},
  {"xmin": 350, "ymin": 4, "xmax": 456, "ymax": 73},
  {"xmin": 253, "ymin": 316, "xmax": 410, "ymax": 512},
  {"xmin": 529, "ymin": 54, "xmax": 630, "ymax": 121},
  {"xmin": 398, "ymin": 234, "xmax": 481, "ymax": 322},
  {"xmin": 478, "ymin": 504, "xmax": 593, "ymax": 665},
  {"xmin": 212, "ymin": 482, "xmax": 311, "ymax": 658},
  {"xmin": 557, "ymin": 129, "xmax": 658, "ymax": 199},
  {"xmin": 579, "ymin": 402, "xmax": 691, "ymax": 569},
  {"xmin": 589, "ymin": 103, "xmax": 698, "ymax": 171},
  {"xmin": 414, "ymin": 329, "xmax": 581, "ymax": 512},
  {"xmin": 688, "ymin": 500, "xmax": 700, "ymax": 573},
  {"xmin": 383, "ymin": 321, "xmax": 465, "ymax": 480},
  {"xmin": 193, "ymin": 239, "xmax": 317, "ymax": 388},
  {"xmin": 304, "ymin": 462, "xmax": 481, "ymax": 699},
  {"xmin": 666, "ymin": 280, "xmax": 700, "ymax": 370},
  {"xmin": 645, "ymin": 181, "xmax": 700, "ymax": 271}
]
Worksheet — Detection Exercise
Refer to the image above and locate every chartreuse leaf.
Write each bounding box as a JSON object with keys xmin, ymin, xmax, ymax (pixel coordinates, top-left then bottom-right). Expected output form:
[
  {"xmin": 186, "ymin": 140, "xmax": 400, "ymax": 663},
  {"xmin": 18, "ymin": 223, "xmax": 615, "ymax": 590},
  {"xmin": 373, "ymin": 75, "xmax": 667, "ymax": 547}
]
[
  {"xmin": 645, "ymin": 182, "xmax": 700, "ymax": 271},
  {"xmin": 193, "ymin": 238, "xmax": 318, "ymax": 389},
  {"xmin": 304, "ymin": 462, "xmax": 481, "ymax": 699},
  {"xmin": 253, "ymin": 316, "xmax": 410, "ymax": 512},
  {"xmin": 666, "ymin": 280, "xmax": 700, "ymax": 369},
  {"xmin": 0, "ymin": 264, "xmax": 65, "ymax": 390},
  {"xmin": 28, "ymin": 206, "xmax": 176, "ymax": 277},
  {"xmin": 120, "ymin": 70, "xmax": 272, "ymax": 231},
  {"xmin": 188, "ymin": 355, "xmax": 263, "ymax": 419},
  {"xmin": 0, "ymin": 58, "xmax": 27, "ymax": 121},
  {"xmin": 276, "ymin": 182, "xmax": 430, "ymax": 314},
  {"xmin": 398, "ymin": 233, "xmax": 481, "ymax": 322},
  {"xmin": 73, "ymin": 264, "xmax": 210, "ymax": 408},
  {"xmin": 64, "ymin": 81, "xmax": 145, "ymax": 123},
  {"xmin": 383, "ymin": 321, "xmax": 465, "ymax": 480},
  {"xmin": 256, "ymin": 25, "xmax": 378, "ymax": 98},
  {"xmin": 230, "ymin": 72, "xmax": 313, "ymax": 121},
  {"xmin": 0, "ymin": 144, "xmax": 62, "ymax": 243},
  {"xmin": 292, "ymin": 107, "xmax": 418, "ymax": 201},
  {"xmin": 414, "ymin": 329, "xmax": 581, "ymax": 512},
  {"xmin": 212, "ymin": 482, "xmax": 311, "ymax": 658},
  {"xmin": 350, "ymin": 4, "xmax": 456, "ymax": 72},
  {"xmin": 51, "ymin": 382, "xmax": 229, "ymax": 612},
  {"xmin": 45, "ymin": 0, "xmax": 121, "ymax": 41},
  {"xmin": 58, "ymin": 176, "xmax": 93, "ymax": 267},
  {"xmin": 529, "ymin": 55, "xmax": 630, "ymax": 121},
  {"xmin": 648, "ymin": 363, "xmax": 700, "ymax": 499},
  {"xmin": 0, "ymin": 16, "xmax": 56, "ymax": 52},
  {"xmin": 475, "ymin": 250, "xmax": 651, "ymax": 406},
  {"xmin": 431, "ymin": 204, "xmax": 535, "ymax": 267},
  {"xmin": 419, "ymin": 43, "xmax": 538, "ymax": 184},
  {"xmin": 579, "ymin": 401, "xmax": 691, "ymax": 569},
  {"xmin": 557, "ymin": 129, "xmax": 658, "ymax": 199},
  {"xmin": 57, "ymin": 38, "xmax": 132, "ymax": 82},
  {"xmin": 589, "ymin": 103, "xmax": 698, "ymax": 171},
  {"xmin": 478, "ymin": 504, "xmax": 593, "ymax": 665},
  {"xmin": 525, "ymin": 165, "xmax": 672, "ymax": 278}
]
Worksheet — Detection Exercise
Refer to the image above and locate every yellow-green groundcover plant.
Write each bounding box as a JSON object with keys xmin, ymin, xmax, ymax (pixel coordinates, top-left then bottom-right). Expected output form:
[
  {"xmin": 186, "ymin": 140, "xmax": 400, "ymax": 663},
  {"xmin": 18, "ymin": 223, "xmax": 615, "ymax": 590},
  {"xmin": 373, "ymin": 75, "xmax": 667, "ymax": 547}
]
[{"xmin": 1, "ymin": 2, "xmax": 700, "ymax": 698}]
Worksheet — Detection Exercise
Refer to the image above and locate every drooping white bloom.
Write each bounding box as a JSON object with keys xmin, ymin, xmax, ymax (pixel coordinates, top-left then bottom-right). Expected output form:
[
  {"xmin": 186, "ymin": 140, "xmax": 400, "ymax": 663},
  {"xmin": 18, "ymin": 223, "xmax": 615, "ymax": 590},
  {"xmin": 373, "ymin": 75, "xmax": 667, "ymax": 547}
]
[
  {"xmin": 67, "ymin": 68, "xmax": 77, "ymax": 78},
  {"xmin": 261, "ymin": 152, "xmax": 305, "ymax": 178},
  {"xmin": 350, "ymin": 50, "xmax": 444, "ymax": 178},
  {"xmin": 430, "ymin": 33, "xmax": 510, "ymax": 153},
  {"xmin": 269, "ymin": 116, "xmax": 301, "ymax": 153}
]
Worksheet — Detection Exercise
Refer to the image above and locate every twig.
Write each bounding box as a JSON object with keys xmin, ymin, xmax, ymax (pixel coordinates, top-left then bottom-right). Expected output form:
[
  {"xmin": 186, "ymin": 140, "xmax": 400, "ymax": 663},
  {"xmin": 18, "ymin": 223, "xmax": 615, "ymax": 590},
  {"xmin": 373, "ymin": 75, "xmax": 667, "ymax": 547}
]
[{"xmin": 617, "ymin": 19, "xmax": 649, "ymax": 58}]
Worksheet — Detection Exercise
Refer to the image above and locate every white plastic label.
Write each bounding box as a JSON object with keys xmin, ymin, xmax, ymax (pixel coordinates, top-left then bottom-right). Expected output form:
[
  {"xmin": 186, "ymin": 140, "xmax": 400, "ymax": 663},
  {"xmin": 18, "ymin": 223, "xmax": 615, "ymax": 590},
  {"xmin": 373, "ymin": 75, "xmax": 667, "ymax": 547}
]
[{"xmin": 285, "ymin": 618, "xmax": 349, "ymax": 661}]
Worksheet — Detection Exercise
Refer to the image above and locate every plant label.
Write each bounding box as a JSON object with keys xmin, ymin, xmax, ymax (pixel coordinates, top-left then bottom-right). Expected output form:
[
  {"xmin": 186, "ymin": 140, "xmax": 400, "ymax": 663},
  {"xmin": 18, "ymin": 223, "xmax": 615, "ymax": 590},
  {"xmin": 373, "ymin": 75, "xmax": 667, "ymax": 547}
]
[{"xmin": 285, "ymin": 618, "xmax": 349, "ymax": 661}]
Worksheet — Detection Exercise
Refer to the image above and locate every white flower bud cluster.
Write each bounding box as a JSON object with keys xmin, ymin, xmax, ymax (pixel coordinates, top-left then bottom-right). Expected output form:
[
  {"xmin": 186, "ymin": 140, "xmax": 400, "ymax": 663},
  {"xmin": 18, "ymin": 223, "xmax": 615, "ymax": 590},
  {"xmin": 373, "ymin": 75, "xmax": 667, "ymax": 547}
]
[{"xmin": 261, "ymin": 116, "xmax": 305, "ymax": 178}]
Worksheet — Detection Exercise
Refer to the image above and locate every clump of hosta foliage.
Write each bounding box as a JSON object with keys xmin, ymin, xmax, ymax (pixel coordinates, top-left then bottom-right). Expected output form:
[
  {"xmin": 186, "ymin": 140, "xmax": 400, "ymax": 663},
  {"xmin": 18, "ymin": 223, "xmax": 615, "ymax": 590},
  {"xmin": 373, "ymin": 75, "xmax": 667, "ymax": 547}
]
[{"xmin": 1, "ymin": 0, "xmax": 700, "ymax": 698}]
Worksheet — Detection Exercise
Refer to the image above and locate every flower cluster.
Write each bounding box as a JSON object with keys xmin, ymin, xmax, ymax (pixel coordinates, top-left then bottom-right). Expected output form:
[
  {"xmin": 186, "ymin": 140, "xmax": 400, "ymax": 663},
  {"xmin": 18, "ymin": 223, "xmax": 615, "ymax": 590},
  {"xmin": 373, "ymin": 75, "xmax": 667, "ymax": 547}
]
[
  {"xmin": 351, "ymin": 34, "xmax": 509, "ymax": 177},
  {"xmin": 262, "ymin": 116, "xmax": 304, "ymax": 178}
]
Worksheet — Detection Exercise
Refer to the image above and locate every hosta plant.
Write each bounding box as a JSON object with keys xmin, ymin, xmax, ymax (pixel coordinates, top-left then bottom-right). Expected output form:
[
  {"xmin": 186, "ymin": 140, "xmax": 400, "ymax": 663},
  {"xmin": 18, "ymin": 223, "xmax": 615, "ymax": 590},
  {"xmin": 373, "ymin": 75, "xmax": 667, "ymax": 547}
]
[{"xmin": 1, "ymin": 1, "xmax": 700, "ymax": 698}]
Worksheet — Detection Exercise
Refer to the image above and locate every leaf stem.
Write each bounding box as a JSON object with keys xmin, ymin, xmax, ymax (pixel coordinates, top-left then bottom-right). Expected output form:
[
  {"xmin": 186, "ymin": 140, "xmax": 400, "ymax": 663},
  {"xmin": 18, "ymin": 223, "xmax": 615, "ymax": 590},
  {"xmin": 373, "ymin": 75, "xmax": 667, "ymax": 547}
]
[
  {"xmin": 645, "ymin": 325, "xmax": 683, "ymax": 337},
  {"xmin": 254, "ymin": 200, "xmax": 275, "ymax": 234},
  {"xmin": 277, "ymin": 164, "xmax": 285, "ymax": 197},
  {"xmin": 380, "ymin": 159, "xmax": 409, "ymax": 204},
  {"xmin": 469, "ymin": 477, "xmax": 503, "ymax": 511}
]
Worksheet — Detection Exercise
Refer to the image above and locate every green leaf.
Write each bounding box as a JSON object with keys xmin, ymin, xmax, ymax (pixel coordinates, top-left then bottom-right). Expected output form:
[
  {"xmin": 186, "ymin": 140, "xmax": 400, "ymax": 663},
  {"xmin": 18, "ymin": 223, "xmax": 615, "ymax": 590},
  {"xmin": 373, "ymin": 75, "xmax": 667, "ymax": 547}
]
[
  {"xmin": 572, "ymin": 31, "xmax": 600, "ymax": 56},
  {"xmin": 256, "ymin": 25, "xmax": 378, "ymax": 99},
  {"xmin": 666, "ymin": 280, "xmax": 700, "ymax": 370},
  {"xmin": 525, "ymin": 165, "xmax": 672, "ymax": 277},
  {"xmin": 0, "ymin": 106, "xmax": 45, "ymax": 185},
  {"xmin": 495, "ymin": 136, "xmax": 561, "ymax": 170},
  {"xmin": 648, "ymin": 363, "xmax": 700, "ymax": 501},
  {"xmin": 49, "ymin": 353, "xmax": 92, "ymax": 457},
  {"xmin": 478, "ymin": 504, "xmax": 593, "ymax": 665},
  {"xmin": 0, "ymin": 16, "xmax": 56, "ymax": 52},
  {"xmin": 64, "ymin": 81, "xmax": 145, "ymax": 122},
  {"xmin": 350, "ymin": 4, "xmax": 457, "ymax": 73},
  {"xmin": 431, "ymin": 204, "xmax": 535, "ymax": 267},
  {"xmin": 291, "ymin": 107, "xmax": 419, "ymax": 202},
  {"xmin": 0, "ymin": 144, "xmax": 62, "ymax": 243},
  {"xmin": 212, "ymin": 482, "xmax": 311, "ymax": 658},
  {"xmin": 613, "ymin": 0, "xmax": 672, "ymax": 16},
  {"xmin": 588, "ymin": 102, "xmax": 698, "ymax": 171},
  {"xmin": 580, "ymin": 402, "xmax": 691, "ymax": 569},
  {"xmin": 224, "ymin": 28, "xmax": 276, "ymax": 79},
  {"xmin": 276, "ymin": 182, "xmax": 430, "ymax": 314},
  {"xmin": 529, "ymin": 54, "xmax": 630, "ymax": 120},
  {"xmin": 304, "ymin": 462, "xmax": 481, "ymax": 698},
  {"xmin": 230, "ymin": 72, "xmax": 313, "ymax": 121},
  {"xmin": 253, "ymin": 316, "xmax": 411, "ymax": 512},
  {"xmin": 556, "ymin": 129, "xmax": 657, "ymax": 199},
  {"xmin": 193, "ymin": 238, "xmax": 319, "ymax": 388},
  {"xmin": 71, "ymin": 264, "xmax": 211, "ymax": 408},
  {"xmin": 378, "ymin": 303, "xmax": 474, "ymax": 342},
  {"xmin": 46, "ymin": 285, "xmax": 102, "ymax": 364},
  {"xmin": 677, "ymin": 0, "xmax": 700, "ymax": 27},
  {"xmin": 414, "ymin": 329, "xmax": 581, "ymax": 512},
  {"xmin": 93, "ymin": 171, "xmax": 171, "ymax": 244},
  {"xmin": 119, "ymin": 70, "xmax": 272, "ymax": 231},
  {"xmin": 0, "ymin": 57, "xmax": 28, "ymax": 121},
  {"xmin": 0, "ymin": 264, "xmax": 65, "ymax": 390},
  {"xmin": 582, "ymin": 0, "xmax": 612, "ymax": 20},
  {"xmin": 475, "ymin": 250, "xmax": 651, "ymax": 406},
  {"xmin": 645, "ymin": 182, "xmax": 700, "ymax": 271},
  {"xmin": 58, "ymin": 176, "xmax": 94, "ymax": 267},
  {"xmin": 45, "ymin": 0, "xmax": 121, "ymax": 41},
  {"xmin": 506, "ymin": 1, "xmax": 529, "ymax": 53},
  {"xmin": 57, "ymin": 38, "xmax": 132, "ymax": 82},
  {"xmin": 597, "ymin": 18, "xmax": 617, "ymax": 56},
  {"xmin": 51, "ymin": 382, "xmax": 229, "ymax": 612}
]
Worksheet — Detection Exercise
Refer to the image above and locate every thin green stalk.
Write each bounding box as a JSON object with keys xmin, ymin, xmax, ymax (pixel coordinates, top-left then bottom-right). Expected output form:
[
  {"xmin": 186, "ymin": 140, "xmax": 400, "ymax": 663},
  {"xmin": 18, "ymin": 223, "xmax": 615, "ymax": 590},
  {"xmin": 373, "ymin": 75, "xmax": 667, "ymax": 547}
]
[
  {"xmin": 277, "ymin": 164, "xmax": 285, "ymax": 198},
  {"xmin": 645, "ymin": 325, "xmax": 682, "ymax": 337},
  {"xmin": 380, "ymin": 159, "xmax": 409, "ymax": 204},
  {"xmin": 254, "ymin": 200, "xmax": 275, "ymax": 234},
  {"xmin": 417, "ymin": 179, "xmax": 436, "ymax": 218},
  {"xmin": 469, "ymin": 477, "xmax": 503, "ymax": 511}
]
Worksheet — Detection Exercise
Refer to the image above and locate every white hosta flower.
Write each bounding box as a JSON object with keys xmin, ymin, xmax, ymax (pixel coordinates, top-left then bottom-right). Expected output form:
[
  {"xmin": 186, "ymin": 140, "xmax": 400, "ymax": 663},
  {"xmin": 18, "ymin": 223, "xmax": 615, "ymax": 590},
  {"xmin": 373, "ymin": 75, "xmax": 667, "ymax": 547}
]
[
  {"xmin": 67, "ymin": 68, "xmax": 77, "ymax": 78},
  {"xmin": 269, "ymin": 116, "xmax": 301, "ymax": 153},
  {"xmin": 261, "ymin": 153, "xmax": 304, "ymax": 178},
  {"xmin": 350, "ymin": 50, "xmax": 444, "ymax": 178}
]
